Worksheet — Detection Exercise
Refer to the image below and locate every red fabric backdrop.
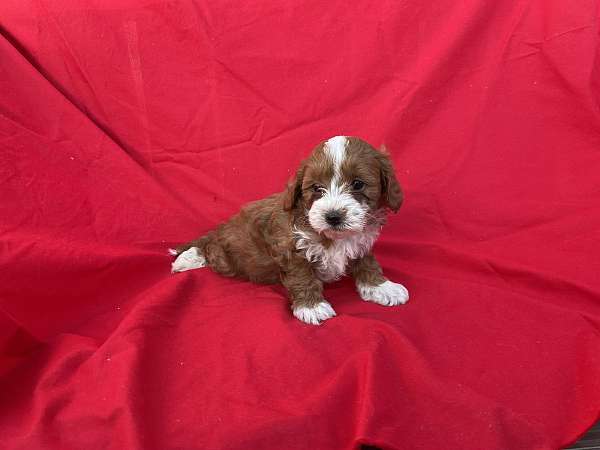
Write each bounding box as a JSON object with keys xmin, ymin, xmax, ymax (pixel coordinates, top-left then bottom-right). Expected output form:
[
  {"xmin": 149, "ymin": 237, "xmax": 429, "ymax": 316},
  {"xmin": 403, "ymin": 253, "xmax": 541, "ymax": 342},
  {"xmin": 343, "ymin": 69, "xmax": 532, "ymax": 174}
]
[{"xmin": 1, "ymin": 1, "xmax": 600, "ymax": 449}]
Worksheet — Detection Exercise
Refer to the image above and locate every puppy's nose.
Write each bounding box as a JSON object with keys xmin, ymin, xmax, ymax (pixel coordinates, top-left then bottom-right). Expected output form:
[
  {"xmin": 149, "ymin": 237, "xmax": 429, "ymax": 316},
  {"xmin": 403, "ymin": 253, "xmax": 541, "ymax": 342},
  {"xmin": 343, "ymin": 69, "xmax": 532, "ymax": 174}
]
[{"xmin": 325, "ymin": 210, "xmax": 344, "ymax": 226}]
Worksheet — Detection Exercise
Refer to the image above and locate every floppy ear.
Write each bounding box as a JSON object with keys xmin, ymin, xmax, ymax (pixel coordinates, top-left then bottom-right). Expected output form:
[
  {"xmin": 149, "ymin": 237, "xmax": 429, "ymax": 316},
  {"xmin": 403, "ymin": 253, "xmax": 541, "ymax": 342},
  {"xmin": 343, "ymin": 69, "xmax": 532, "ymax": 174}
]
[
  {"xmin": 283, "ymin": 163, "xmax": 306, "ymax": 211},
  {"xmin": 377, "ymin": 145, "xmax": 403, "ymax": 212}
]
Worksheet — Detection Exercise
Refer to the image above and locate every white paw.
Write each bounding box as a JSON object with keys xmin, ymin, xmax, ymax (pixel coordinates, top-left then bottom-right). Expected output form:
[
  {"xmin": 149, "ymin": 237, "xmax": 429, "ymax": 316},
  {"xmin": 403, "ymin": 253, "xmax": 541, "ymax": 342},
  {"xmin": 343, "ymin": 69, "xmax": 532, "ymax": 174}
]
[
  {"xmin": 171, "ymin": 247, "xmax": 206, "ymax": 273},
  {"xmin": 357, "ymin": 280, "xmax": 409, "ymax": 306},
  {"xmin": 292, "ymin": 301, "xmax": 336, "ymax": 325}
]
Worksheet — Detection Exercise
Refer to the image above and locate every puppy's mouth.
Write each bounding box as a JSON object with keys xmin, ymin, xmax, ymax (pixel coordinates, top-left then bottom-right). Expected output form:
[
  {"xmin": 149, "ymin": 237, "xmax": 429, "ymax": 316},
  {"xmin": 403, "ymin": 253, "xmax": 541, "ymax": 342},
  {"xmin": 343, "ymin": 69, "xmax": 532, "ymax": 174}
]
[{"xmin": 322, "ymin": 228, "xmax": 359, "ymax": 240}]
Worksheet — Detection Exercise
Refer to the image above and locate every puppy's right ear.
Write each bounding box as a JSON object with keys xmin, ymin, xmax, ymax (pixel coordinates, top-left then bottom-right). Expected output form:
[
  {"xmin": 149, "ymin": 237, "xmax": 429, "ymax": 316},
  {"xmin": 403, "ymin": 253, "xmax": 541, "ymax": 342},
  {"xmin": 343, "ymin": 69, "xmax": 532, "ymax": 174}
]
[{"xmin": 283, "ymin": 163, "xmax": 306, "ymax": 211}]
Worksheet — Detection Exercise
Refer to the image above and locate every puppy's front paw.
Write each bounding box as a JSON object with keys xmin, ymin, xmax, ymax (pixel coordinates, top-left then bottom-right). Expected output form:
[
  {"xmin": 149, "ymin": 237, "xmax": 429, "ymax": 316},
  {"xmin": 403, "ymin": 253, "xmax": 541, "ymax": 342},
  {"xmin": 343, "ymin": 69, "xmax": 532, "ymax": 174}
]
[
  {"xmin": 357, "ymin": 280, "xmax": 409, "ymax": 306},
  {"xmin": 171, "ymin": 247, "xmax": 206, "ymax": 273},
  {"xmin": 292, "ymin": 301, "xmax": 336, "ymax": 325}
]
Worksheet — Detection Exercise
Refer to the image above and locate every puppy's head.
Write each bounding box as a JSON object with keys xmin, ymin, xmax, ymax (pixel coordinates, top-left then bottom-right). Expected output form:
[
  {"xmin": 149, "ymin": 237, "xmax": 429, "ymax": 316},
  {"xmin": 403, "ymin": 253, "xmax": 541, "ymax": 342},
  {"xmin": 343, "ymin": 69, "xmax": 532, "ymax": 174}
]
[{"xmin": 284, "ymin": 136, "xmax": 402, "ymax": 239}]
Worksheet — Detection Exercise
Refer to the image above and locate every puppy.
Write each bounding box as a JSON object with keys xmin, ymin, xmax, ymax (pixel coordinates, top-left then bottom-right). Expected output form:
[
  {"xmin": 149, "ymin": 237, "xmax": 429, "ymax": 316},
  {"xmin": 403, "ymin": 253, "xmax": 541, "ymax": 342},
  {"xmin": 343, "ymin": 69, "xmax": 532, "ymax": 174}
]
[{"xmin": 171, "ymin": 136, "xmax": 409, "ymax": 325}]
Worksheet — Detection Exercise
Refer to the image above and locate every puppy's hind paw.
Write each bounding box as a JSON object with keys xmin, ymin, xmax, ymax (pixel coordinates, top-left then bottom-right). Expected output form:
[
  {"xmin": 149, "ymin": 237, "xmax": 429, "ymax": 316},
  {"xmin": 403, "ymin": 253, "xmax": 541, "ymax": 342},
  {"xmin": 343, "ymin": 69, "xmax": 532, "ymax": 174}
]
[
  {"xmin": 292, "ymin": 301, "xmax": 336, "ymax": 325},
  {"xmin": 171, "ymin": 247, "xmax": 206, "ymax": 273},
  {"xmin": 357, "ymin": 280, "xmax": 409, "ymax": 306}
]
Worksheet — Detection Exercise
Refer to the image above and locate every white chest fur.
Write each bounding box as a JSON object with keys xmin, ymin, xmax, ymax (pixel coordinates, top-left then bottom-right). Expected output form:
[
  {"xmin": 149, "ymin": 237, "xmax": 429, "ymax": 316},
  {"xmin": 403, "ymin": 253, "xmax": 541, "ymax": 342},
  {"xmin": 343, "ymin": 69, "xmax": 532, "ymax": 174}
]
[{"xmin": 294, "ymin": 226, "xmax": 381, "ymax": 282}]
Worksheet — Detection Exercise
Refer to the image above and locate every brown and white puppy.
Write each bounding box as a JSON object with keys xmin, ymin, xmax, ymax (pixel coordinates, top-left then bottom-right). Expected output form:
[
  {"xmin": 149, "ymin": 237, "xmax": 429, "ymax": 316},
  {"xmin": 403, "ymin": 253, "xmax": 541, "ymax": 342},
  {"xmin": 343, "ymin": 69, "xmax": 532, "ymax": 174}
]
[{"xmin": 171, "ymin": 136, "xmax": 409, "ymax": 325}]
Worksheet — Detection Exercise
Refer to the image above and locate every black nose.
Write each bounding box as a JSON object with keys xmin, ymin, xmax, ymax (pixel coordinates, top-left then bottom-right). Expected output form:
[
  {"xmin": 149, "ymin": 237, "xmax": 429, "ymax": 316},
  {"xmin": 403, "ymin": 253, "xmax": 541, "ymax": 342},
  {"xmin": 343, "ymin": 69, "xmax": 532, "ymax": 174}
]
[{"xmin": 325, "ymin": 210, "xmax": 344, "ymax": 226}]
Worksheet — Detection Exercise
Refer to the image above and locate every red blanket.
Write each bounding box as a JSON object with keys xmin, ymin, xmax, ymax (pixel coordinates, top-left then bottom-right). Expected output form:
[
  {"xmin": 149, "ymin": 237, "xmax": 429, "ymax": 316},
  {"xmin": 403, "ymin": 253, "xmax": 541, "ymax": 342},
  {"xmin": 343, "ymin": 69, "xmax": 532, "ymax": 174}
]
[{"xmin": 1, "ymin": 1, "xmax": 599, "ymax": 448}]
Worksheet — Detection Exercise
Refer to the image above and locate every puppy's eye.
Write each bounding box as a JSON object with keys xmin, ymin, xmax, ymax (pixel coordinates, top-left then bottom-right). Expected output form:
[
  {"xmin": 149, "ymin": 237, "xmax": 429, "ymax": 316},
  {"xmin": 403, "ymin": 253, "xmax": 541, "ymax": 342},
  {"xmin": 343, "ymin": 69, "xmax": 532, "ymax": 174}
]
[
  {"xmin": 312, "ymin": 184, "xmax": 325, "ymax": 194},
  {"xmin": 351, "ymin": 179, "xmax": 365, "ymax": 191}
]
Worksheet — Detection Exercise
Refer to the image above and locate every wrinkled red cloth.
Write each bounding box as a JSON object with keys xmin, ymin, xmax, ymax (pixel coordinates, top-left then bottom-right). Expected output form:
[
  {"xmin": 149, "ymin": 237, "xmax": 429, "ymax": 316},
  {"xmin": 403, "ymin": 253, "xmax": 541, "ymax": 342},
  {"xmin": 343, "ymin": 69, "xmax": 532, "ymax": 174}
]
[{"xmin": 1, "ymin": 1, "xmax": 600, "ymax": 449}]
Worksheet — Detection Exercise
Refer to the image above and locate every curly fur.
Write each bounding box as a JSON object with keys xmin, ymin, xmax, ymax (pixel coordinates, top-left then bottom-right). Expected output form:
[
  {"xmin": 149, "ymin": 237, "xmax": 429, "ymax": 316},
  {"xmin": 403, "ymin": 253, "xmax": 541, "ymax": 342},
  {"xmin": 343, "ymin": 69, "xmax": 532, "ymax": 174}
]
[{"xmin": 172, "ymin": 136, "xmax": 409, "ymax": 325}]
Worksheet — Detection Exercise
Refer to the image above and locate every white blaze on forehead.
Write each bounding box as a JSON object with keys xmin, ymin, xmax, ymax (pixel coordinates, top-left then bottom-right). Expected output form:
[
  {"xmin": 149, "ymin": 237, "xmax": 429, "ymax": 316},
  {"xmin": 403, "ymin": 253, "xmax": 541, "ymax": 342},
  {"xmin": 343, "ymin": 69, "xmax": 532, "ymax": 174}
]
[
  {"xmin": 310, "ymin": 135, "xmax": 367, "ymax": 235},
  {"xmin": 324, "ymin": 136, "xmax": 348, "ymax": 180}
]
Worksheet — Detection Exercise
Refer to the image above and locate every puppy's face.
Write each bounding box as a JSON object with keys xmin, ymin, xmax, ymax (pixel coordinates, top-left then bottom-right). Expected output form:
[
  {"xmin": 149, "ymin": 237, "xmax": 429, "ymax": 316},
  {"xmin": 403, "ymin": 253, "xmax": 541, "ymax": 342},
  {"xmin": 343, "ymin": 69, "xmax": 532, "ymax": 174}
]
[{"xmin": 284, "ymin": 136, "xmax": 402, "ymax": 239}]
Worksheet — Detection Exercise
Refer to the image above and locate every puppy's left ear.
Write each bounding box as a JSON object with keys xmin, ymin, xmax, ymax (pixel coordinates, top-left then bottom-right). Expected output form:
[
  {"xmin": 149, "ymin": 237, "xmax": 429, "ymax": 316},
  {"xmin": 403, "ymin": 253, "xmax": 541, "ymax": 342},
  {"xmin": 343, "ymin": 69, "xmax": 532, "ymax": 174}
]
[
  {"xmin": 377, "ymin": 145, "xmax": 403, "ymax": 213},
  {"xmin": 283, "ymin": 163, "xmax": 306, "ymax": 211}
]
